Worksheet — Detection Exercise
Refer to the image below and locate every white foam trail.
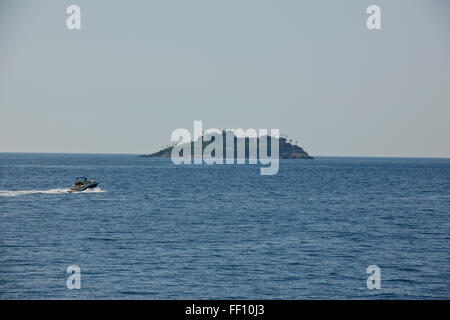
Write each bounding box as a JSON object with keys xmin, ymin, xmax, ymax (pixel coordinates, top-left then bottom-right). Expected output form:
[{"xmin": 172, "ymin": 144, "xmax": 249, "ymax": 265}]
[
  {"xmin": 74, "ymin": 187, "xmax": 106, "ymax": 194},
  {"xmin": 0, "ymin": 187, "xmax": 106, "ymax": 197}
]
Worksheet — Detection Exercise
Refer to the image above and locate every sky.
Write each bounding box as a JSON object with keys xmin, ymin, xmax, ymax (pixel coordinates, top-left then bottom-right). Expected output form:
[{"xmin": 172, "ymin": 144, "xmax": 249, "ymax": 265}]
[{"xmin": 1, "ymin": 0, "xmax": 449, "ymax": 157}]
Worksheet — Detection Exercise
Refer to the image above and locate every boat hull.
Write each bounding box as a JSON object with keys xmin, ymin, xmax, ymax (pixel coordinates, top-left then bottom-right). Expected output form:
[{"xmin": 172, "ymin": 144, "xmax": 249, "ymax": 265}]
[{"xmin": 69, "ymin": 181, "xmax": 99, "ymax": 193}]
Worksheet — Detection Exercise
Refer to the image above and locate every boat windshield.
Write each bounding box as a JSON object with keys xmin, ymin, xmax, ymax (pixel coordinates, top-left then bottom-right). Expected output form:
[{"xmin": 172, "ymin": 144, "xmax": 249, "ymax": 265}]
[{"xmin": 75, "ymin": 177, "xmax": 87, "ymax": 185}]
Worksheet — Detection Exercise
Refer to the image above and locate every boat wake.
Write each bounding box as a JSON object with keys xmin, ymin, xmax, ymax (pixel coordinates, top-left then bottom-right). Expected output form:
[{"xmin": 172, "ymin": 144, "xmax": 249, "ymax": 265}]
[{"xmin": 0, "ymin": 187, "xmax": 106, "ymax": 197}]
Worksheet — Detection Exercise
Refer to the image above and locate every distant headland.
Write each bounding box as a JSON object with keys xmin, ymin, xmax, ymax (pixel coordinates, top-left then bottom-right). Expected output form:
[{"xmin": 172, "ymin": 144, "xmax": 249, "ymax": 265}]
[{"xmin": 139, "ymin": 132, "xmax": 313, "ymax": 159}]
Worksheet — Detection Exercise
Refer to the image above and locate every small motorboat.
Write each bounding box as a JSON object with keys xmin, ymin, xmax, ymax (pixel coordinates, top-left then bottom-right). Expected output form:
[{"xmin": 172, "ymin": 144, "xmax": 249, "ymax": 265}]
[{"xmin": 69, "ymin": 177, "xmax": 99, "ymax": 193}]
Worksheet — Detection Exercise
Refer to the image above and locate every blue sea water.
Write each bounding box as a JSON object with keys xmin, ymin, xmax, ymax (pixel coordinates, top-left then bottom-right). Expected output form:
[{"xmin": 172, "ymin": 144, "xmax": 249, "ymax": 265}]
[{"xmin": 0, "ymin": 153, "xmax": 449, "ymax": 299}]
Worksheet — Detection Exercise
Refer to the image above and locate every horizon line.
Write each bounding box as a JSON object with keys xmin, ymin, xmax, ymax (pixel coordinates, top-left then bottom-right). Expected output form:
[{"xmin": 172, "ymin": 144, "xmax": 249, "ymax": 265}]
[{"xmin": 0, "ymin": 151, "xmax": 449, "ymax": 160}]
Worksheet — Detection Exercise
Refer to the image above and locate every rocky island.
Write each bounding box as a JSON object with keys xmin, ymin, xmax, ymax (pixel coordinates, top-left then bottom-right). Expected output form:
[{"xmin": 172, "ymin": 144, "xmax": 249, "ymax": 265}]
[{"xmin": 140, "ymin": 132, "xmax": 313, "ymax": 159}]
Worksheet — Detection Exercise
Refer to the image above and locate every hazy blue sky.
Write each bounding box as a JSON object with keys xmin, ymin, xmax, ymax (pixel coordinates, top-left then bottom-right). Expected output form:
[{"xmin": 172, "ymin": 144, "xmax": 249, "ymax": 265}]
[{"xmin": 1, "ymin": 0, "xmax": 449, "ymax": 156}]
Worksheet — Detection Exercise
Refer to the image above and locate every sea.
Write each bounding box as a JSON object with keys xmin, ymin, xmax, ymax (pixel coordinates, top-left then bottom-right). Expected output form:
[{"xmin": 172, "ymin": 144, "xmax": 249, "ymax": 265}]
[{"xmin": 0, "ymin": 153, "xmax": 449, "ymax": 299}]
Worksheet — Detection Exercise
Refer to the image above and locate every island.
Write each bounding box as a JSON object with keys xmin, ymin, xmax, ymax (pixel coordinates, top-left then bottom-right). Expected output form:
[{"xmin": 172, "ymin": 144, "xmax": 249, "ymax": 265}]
[{"xmin": 139, "ymin": 132, "xmax": 313, "ymax": 159}]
